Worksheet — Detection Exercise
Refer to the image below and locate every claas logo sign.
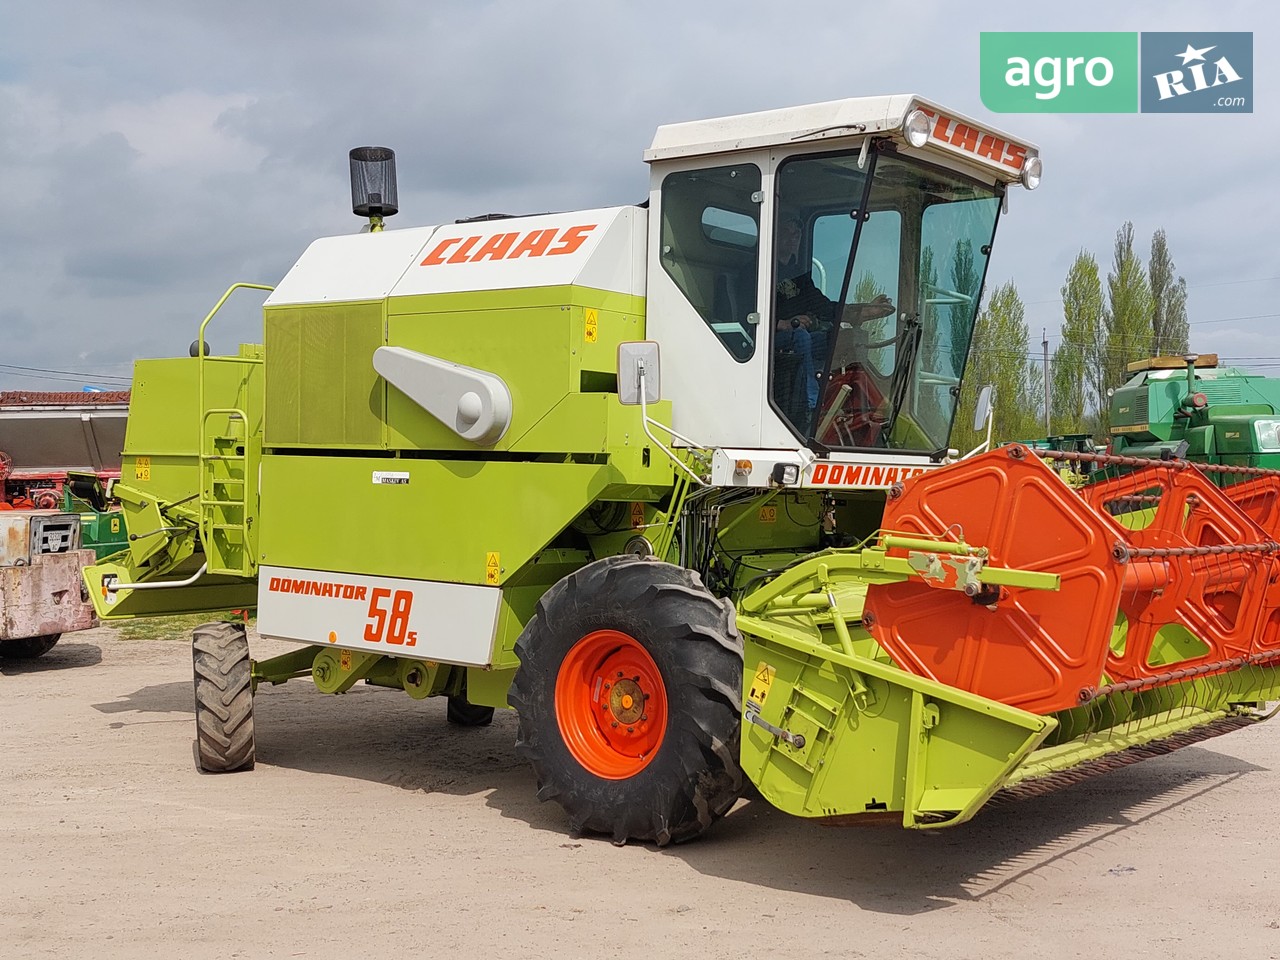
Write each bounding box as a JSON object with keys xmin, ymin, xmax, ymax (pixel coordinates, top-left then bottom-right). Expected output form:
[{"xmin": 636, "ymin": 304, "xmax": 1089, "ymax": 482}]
[
  {"xmin": 913, "ymin": 106, "xmax": 1028, "ymax": 172},
  {"xmin": 421, "ymin": 224, "xmax": 598, "ymax": 266}
]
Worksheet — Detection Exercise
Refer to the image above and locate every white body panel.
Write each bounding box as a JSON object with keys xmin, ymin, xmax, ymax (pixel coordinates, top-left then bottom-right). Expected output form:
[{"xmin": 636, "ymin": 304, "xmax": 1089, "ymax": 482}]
[
  {"xmin": 265, "ymin": 207, "xmax": 646, "ymax": 310},
  {"xmin": 257, "ymin": 566, "xmax": 500, "ymax": 667},
  {"xmin": 390, "ymin": 206, "xmax": 646, "ymax": 299},
  {"xmin": 709, "ymin": 448, "xmax": 938, "ymax": 488},
  {"xmin": 802, "ymin": 457, "xmax": 932, "ymax": 489},
  {"xmin": 265, "ymin": 226, "xmax": 442, "ymax": 306},
  {"xmin": 710, "ymin": 449, "xmax": 808, "ymax": 487}
]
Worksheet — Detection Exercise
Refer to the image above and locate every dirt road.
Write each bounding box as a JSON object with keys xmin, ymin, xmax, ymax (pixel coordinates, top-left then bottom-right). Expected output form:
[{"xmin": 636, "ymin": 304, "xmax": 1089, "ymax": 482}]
[{"xmin": 3, "ymin": 627, "xmax": 1279, "ymax": 959}]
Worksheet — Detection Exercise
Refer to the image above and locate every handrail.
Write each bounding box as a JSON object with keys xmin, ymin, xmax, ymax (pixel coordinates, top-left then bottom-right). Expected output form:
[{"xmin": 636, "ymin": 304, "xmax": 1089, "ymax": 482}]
[
  {"xmin": 107, "ymin": 562, "xmax": 208, "ymax": 593},
  {"xmin": 195, "ymin": 282, "xmax": 273, "ymax": 431}
]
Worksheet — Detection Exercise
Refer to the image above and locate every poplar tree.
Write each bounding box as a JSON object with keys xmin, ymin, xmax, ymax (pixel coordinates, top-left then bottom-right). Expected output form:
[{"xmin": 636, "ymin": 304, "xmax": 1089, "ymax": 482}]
[
  {"xmin": 1149, "ymin": 229, "xmax": 1189, "ymax": 355},
  {"xmin": 1102, "ymin": 222, "xmax": 1155, "ymax": 422},
  {"xmin": 949, "ymin": 239, "xmax": 979, "ymax": 380},
  {"xmin": 1051, "ymin": 251, "xmax": 1105, "ymax": 434},
  {"xmin": 955, "ymin": 281, "xmax": 1037, "ymax": 450}
]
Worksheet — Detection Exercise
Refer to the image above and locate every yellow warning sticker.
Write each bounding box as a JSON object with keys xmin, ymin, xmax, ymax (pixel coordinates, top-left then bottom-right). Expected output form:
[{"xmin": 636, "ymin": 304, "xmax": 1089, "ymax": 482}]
[
  {"xmin": 485, "ymin": 551, "xmax": 501, "ymax": 585},
  {"xmin": 110, "ymin": 516, "xmax": 121, "ymax": 533},
  {"xmin": 630, "ymin": 502, "xmax": 646, "ymax": 529},
  {"xmin": 134, "ymin": 456, "xmax": 151, "ymax": 482},
  {"xmin": 759, "ymin": 506, "xmax": 777, "ymax": 524},
  {"xmin": 339, "ymin": 649, "xmax": 352, "ymax": 671},
  {"xmin": 585, "ymin": 308, "xmax": 599, "ymax": 343},
  {"xmin": 748, "ymin": 662, "xmax": 776, "ymax": 705}
]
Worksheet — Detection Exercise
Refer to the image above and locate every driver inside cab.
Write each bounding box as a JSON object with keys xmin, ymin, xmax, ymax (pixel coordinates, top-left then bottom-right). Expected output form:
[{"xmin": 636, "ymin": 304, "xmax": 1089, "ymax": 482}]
[{"xmin": 772, "ymin": 214, "xmax": 895, "ymax": 432}]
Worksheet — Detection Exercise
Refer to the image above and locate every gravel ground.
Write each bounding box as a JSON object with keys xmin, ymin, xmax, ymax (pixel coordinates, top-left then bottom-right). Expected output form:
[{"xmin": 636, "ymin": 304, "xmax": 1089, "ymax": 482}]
[{"xmin": 3, "ymin": 626, "xmax": 1279, "ymax": 959}]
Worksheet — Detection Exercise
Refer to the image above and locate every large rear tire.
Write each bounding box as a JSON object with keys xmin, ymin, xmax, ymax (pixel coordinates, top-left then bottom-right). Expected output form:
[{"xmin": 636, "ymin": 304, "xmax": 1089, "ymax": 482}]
[
  {"xmin": 509, "ymin": 555, "xmax": 743, "ymax": 846},
  {"xmin": 0, "ymin": 634, "xmax": 60, "ymax": 659},
  {"xmin": 192, "ymin": 622, "xmax": 255, "ymax": 773}
]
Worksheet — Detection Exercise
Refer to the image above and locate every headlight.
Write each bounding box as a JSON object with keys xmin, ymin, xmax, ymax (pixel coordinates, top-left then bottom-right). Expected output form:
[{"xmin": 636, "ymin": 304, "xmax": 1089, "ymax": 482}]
[
  {"xmin": 903, "ymin": 109, "xmax": 930, "ymax": 148},
  {"xmin": 1255, "ymin": 419, "xmax": 1280, "ymax": 451},
  {"xmin": 1021, "ymin": 155, "xmax": 1043, "ymax": 190},
  {"xmin": 771, "ymin": 463, "xmax": 800, "ymax": 486}
]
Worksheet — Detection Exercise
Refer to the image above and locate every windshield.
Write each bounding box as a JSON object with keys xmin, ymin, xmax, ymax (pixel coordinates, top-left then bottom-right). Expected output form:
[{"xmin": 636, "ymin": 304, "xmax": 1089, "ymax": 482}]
[{"xmin": 771, "ymin": 147, "xmax": 1001, "ymax": 452}]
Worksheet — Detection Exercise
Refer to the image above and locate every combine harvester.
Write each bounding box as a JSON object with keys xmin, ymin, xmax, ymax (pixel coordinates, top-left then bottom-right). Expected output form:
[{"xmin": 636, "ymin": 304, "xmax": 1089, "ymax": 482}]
[{"xmin": 84, "ymin": 96, "xmax": 1279, "ymax": 844}]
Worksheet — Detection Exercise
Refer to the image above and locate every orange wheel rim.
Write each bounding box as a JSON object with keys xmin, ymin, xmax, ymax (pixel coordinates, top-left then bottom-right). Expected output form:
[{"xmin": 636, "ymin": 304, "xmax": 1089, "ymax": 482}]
[{"xmin": 554, "ymin": 629, "xmax": 668, "ymax": 779}]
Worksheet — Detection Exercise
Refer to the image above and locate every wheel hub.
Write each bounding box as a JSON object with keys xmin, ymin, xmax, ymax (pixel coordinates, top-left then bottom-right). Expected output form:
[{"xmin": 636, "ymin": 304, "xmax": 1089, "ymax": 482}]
[{"xmin": 606, "ymin": 677, "xmax": 645, "ymax": 725}]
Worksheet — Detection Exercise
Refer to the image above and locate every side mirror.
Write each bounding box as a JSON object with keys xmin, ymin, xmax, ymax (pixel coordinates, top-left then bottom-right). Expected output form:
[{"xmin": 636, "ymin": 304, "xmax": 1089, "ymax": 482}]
[
  {"xmin": 618, "ymin": 341, "xmax": 661, "ymax": 406},
  {"xmin": 973, "ymin": 384, "xmax": 994, "ymax": 432}
]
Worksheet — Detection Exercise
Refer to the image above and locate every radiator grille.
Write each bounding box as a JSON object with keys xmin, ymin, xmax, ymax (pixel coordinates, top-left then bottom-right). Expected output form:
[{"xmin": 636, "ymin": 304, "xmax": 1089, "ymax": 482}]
[{"xmin": 264, "ymin": 303, "xmax": 384, "ymax": 447}]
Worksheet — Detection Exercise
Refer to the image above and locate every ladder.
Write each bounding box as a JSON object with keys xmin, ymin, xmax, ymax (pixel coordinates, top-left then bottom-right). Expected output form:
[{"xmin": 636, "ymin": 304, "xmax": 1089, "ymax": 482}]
[
  {"xmin": 199, "ymin": 407, "xmax": 253, "ymax": 576},
  {"xmin": 195, "ymin": 283, "xmax": 273, "ymax": 577}
]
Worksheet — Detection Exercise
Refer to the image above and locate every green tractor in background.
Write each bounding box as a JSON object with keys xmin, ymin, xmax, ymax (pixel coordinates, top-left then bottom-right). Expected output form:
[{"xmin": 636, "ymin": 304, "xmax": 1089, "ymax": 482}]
[{"xmin": 1110, "ymin": 353, "xmax": 1280, "ymax": 467}]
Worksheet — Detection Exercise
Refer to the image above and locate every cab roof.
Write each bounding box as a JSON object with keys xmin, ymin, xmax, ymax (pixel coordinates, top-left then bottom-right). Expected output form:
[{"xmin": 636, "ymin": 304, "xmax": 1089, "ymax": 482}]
[{"xmin": 644, "ymin": 94, "xmax": 1038, "ymax": 184}]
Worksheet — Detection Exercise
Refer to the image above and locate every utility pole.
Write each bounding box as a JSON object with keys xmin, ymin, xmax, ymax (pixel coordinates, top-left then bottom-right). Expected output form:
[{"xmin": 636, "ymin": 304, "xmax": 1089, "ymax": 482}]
[{"xmin": 1042, "ymin": 328, "xmax": 1051, "ymax": 436}]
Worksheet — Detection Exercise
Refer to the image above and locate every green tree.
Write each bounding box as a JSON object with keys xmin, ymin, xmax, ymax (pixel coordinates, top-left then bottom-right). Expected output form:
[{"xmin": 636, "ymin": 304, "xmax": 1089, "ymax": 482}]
[
  {"xmin": 1102, "ymin": 221, "xmax": 1154, "ymax": 425},
  {"xmin": 948, "ymin": 239, "xmax": 980, "ymax": 380},
  {"xmin": 955, "ymin": 281, "xmax": 1038, "ymax": 451},
  {"xmin": 1051, "ymin": 250, "xmax": 1105, "ymax": 434},
  {"xmin": 852, "ymin": 270, "xmax": 890, "ymax": 361},
  {"xmin": 852, "ymin": 270, "xmax": 885, "ymax": 303},
  {"xmin": 911, "ymin": 248, "xmax": 951, "ymax": 439},
  {"xmin": 1149, "ymin": 228, "xmax": 1189, "ymax": 355}
]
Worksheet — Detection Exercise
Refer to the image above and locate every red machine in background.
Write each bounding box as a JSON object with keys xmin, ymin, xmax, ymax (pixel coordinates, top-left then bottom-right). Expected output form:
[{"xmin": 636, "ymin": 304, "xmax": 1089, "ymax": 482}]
[
  {"xmin": 0, "ymin": 391, "xmax": 128, "ymax": 660},
  {"xmin": 0, "ymin": 391, "xmax": 128, "ymax": 509}
]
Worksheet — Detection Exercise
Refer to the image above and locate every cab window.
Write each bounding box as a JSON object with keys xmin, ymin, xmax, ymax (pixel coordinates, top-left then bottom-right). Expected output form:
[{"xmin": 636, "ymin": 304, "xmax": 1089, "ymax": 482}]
[{"xmin": 660, "ymin": 164, "xmax": 761, "ymax": 362}]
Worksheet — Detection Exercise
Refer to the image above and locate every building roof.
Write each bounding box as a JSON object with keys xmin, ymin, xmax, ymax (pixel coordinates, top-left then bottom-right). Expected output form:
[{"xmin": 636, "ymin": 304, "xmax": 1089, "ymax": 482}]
[{"xmin": 0, "ymin": 390, "xmax": 131, "ymax": 406}]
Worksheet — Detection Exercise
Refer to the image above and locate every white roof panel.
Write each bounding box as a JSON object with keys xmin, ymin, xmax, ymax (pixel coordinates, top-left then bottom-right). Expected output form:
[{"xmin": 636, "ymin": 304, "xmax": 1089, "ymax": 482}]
[
  {"xmin": 644, "ymin": 95, "xmax": 1039, "ymax": 183},
  {"xmin": 265, "ymin": 208, "xmax": 646, "ymax": 308},
  {"xmin": 264, "ymin": 225, "xmax": 442, "ymax": 306},
  {"xmin": 646, "ymin": 95, "xmax": 916, "ymax": 161}
]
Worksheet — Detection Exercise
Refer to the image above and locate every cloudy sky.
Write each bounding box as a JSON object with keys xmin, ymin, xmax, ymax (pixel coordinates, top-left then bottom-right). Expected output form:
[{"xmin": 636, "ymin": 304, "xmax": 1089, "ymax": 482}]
[{"xmin": 0, "ymin": 1, "xmax": 1269, "ymax": 392}]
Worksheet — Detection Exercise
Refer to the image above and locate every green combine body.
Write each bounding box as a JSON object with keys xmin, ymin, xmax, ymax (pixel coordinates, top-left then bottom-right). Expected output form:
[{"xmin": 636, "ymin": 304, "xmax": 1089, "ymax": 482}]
[
  {"xmin": 83, "ymin": 97, "xmax": 1279, "ymax": 845},
  {"xmin": 1111, "ymin": 354, "xmax": 1280, "ymax": 467}
]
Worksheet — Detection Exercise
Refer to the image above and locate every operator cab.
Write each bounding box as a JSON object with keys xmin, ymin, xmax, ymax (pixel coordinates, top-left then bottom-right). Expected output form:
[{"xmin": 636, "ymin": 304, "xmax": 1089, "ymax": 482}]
[{"xmin": 643, "ymin": 96, "xmax": 1039, "ymax": 470}]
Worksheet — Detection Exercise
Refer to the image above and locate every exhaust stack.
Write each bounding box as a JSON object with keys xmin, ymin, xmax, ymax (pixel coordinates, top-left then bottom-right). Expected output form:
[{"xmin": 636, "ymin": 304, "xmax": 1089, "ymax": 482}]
[{"xmin": 349, "ymin": 146, "xmax": 398, "ymax": 232}]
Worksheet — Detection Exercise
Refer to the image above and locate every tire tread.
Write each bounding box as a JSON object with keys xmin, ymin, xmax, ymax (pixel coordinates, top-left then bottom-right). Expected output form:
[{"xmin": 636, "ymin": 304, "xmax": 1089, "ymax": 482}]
[
  {"xmin": 509, "ymin": 555, "xmax": 743, "ymax": 846},
  {"xmin": 192, "ymin": 622, "xmax": 255, "ymax": 773}
]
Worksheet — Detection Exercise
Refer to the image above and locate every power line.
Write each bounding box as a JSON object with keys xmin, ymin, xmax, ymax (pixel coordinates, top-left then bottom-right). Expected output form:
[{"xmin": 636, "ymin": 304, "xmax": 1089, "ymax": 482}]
[
  {"xmin": 1190, "ymin": 311, "xmax": 1280, "ymax": 326},
  {"xmin": 0, "ymin": 361, "xmax": 131, "ymax": 383},
  {"xmin": 1192, "ymin": 274, "xmax": 1280, "ymax": 290},
  {"xmin": 0, "ymin": 369, "xmax": 129, "ymax": 387},
  {"xmin": 1021, "ymin": 273, "xmax": 1280, "ymax": 308}
]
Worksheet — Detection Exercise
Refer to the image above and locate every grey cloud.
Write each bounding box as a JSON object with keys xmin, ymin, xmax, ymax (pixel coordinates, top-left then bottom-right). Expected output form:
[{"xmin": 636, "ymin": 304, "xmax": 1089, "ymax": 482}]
[{"xmin": 0, "ymin": 0, "xmax": 1274, "ymax": 390}]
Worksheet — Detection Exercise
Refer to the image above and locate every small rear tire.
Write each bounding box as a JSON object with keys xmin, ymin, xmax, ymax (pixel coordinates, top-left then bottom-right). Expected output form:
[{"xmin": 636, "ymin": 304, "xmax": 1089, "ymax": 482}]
[
  {"xmin": 509, "ymin": 555, "xmax": 743, "ymax": 846},
  {"xmin": 0, "ymin": 634, "xmax": 60, "ymax": 660},
  {"xmin": 192, "ymin": 622, "xmax": 255, "ymax": 773},
  {"xmin": 446, "ymin": 694, "xmax": 495, "ymax": 727}
]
